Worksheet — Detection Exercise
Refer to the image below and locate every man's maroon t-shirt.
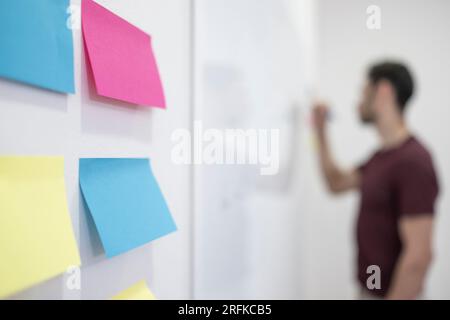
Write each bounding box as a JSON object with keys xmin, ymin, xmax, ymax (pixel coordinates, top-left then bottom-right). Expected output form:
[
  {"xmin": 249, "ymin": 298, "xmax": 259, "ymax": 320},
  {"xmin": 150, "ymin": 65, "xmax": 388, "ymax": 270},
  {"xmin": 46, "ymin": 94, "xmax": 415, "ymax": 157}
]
[{"xmin": 357, "ymin": 136, "xmax": 439, "ymax": 297}]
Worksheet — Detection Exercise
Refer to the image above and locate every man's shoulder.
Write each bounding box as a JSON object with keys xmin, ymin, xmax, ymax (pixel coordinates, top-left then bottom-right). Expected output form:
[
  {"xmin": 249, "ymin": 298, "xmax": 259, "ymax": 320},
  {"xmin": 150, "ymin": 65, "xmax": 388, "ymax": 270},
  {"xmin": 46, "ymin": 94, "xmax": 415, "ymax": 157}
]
[
  {"xmin": 359, "ymin": 136, "xmax": 436, "ymax": 174},
  {"xmin": 394, "ymin": 136, "xmax": 436, "ymax": 172},
  {"xmin": 401, "ymin": 136, "xmax": 433, "ymax": 160}
]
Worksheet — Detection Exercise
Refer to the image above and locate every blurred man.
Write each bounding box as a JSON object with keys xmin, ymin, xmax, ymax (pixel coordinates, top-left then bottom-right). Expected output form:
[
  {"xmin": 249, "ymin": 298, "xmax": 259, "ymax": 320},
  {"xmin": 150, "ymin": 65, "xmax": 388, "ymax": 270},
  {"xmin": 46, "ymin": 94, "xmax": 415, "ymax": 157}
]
[{"xmin": 313, "ymin": 61, "xmax": 439, "ymax": 299}]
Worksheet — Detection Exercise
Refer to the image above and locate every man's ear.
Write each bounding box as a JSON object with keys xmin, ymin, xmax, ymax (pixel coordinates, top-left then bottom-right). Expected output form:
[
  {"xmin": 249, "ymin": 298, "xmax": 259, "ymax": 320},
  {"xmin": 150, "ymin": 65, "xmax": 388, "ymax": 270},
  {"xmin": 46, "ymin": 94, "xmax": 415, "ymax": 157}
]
[{"xmin": 375, "ymin": 80, "xmax": 396, "ymax": 105}]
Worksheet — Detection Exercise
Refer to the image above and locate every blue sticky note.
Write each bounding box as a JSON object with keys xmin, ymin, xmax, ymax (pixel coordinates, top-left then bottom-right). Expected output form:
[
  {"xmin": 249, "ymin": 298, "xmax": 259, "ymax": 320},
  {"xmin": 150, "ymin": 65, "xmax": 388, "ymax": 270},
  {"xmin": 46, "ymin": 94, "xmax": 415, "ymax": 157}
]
[
  {"xmin": 0, "ymin": 0, "xmax": 75, "ymax": 93},
  {"xmin": 79, "ymin": 158, "xmax": 177, "ymax": 258}
]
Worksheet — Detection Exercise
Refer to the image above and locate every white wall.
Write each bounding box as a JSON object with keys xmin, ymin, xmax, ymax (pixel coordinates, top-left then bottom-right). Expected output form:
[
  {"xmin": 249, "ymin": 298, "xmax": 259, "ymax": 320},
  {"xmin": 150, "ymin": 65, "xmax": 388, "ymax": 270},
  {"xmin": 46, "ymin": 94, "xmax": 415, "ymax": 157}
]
[
  {"xmin": 303, "ymin": 0, "xmax": 450, "ymax": 299},
  {"xmin": 2, "ymin": 0, "xmax": 315, "ymax": 300},
  {"xmin": 1, "ymin": 0, "xmax": 193, "ymax": 299}
]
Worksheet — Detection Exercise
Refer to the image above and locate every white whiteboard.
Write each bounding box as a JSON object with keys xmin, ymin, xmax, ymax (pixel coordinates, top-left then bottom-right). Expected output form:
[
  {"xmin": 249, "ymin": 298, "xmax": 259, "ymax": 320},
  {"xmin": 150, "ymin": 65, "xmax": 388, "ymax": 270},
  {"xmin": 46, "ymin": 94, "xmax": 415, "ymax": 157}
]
[{"xmin": 193, "ymin": 0, "xmax": 315, "ymax": 299}]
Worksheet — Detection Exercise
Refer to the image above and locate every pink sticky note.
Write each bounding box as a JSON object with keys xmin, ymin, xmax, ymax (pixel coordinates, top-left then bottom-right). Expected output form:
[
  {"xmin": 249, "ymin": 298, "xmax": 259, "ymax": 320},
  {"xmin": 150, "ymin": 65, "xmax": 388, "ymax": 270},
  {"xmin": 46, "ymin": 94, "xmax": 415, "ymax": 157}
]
[{"xmin": 82, "ymin": 0, "xmax": 166, "ymax": 108}]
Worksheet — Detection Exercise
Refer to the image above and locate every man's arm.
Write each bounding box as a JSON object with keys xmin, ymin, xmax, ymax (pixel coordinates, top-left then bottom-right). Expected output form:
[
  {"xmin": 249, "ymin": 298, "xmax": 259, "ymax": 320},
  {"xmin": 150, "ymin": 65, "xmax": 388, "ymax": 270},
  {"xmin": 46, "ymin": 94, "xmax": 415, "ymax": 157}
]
[
  {"xmin": 313, "ymin": 103, "xmax": 360, "ymax": 194},
  {"xmin": 386, "ymin": 215, "xmax": 434, "ymax": 300}
]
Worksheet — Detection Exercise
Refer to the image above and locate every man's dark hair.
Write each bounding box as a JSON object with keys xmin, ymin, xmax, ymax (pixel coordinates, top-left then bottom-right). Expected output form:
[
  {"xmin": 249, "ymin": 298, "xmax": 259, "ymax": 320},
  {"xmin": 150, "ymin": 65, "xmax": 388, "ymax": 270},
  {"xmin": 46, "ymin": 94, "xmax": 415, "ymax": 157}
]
[{"xmin": 368, "ymin": 61, "xmax": 414, "ymax": 112}]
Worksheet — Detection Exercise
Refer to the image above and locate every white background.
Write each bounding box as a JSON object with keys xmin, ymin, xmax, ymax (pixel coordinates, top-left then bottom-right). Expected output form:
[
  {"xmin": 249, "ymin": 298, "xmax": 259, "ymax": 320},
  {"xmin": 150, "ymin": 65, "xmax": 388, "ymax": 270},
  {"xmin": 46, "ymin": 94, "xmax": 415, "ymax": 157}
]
[{"xmin": 303, "ymin": 0, "xmax": 450, "ymax": 299}]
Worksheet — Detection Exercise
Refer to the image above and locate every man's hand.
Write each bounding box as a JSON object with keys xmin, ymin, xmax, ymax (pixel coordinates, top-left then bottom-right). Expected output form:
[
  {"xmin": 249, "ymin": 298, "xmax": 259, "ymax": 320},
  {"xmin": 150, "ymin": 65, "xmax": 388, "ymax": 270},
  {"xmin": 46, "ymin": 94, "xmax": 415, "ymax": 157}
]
[
  {"xmin": 312, "ymin": 101, "xmax": 360, "ymax": 194},
  {"xmin": 312, "ymin": 102, "xmax": 329, "ymax": 140}
]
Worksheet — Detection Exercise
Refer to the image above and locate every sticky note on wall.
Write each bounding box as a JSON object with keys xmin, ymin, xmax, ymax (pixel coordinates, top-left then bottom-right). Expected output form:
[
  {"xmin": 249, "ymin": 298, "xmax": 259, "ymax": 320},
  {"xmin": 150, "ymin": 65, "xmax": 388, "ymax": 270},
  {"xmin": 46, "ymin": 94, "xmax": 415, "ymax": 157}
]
[
  {"xmin": 112, "ymin": 280, "xmax": 156, "ymax": 300},
  {"xmin": 0, "ymin": 157, "xmax": 80, "ymax": 299},
  {"xmin": 82, "ymin": 0, "xmax": 166, "ymax": 108},
  {"xmin": 0, "ymin": 0, "xmax": 75, "ymax": 93},
  {"xmin": 79, "ymin": 158, "xmax": 176, "ymax": 258}
]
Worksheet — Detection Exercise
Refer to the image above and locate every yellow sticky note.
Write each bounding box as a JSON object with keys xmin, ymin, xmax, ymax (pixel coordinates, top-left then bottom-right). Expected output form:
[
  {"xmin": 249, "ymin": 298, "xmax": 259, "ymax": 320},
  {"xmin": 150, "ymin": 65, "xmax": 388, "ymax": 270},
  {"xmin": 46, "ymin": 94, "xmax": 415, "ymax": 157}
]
[
  {"xmin": 112, "ymin": 280, "xmax": 156, "ymax": 300},
  {"xmin": 0, "ymin": 156, "xmax": 80, "ymax": 299}
]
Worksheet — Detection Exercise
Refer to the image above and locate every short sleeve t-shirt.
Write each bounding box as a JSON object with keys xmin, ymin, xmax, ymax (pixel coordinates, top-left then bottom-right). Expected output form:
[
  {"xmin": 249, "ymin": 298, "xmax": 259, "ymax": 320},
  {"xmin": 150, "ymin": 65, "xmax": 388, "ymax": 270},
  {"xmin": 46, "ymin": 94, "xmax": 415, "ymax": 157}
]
[{"xmin": 357, "ymin": 136, "xmax": 439, "ymax": 297}]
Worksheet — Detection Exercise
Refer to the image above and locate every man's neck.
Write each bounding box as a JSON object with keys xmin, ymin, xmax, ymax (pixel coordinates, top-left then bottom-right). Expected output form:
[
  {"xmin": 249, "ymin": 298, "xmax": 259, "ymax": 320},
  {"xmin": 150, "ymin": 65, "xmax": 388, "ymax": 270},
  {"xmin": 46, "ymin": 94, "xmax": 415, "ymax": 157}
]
[{"xmin": 376, "ymin": 118, "xmax": 411, "ymax": 150}]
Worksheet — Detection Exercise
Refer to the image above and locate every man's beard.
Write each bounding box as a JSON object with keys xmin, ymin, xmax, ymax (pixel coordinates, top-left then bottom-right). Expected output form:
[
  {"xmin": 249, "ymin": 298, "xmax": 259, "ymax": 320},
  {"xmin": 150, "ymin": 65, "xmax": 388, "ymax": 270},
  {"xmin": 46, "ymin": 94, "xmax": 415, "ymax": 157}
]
[
  {"xmin": 360, "ymin": 115, "xmax": 374, "ymax": 124},
  {"xmin": 359, "ymin": 110, "xmax": 375, "ymax": 124},
  {"xmin": 359, "ymin": 102, "xmax": 375, "ymax": 124}
]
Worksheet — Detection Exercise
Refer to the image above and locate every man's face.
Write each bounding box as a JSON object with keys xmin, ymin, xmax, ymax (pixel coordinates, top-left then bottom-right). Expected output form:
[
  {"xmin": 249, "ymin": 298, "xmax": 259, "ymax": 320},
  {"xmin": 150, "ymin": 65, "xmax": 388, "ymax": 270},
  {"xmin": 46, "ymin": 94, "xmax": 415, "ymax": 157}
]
[{"xmin": 358, "ymin": 81, "xmax": 376, "ymax": 124}]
